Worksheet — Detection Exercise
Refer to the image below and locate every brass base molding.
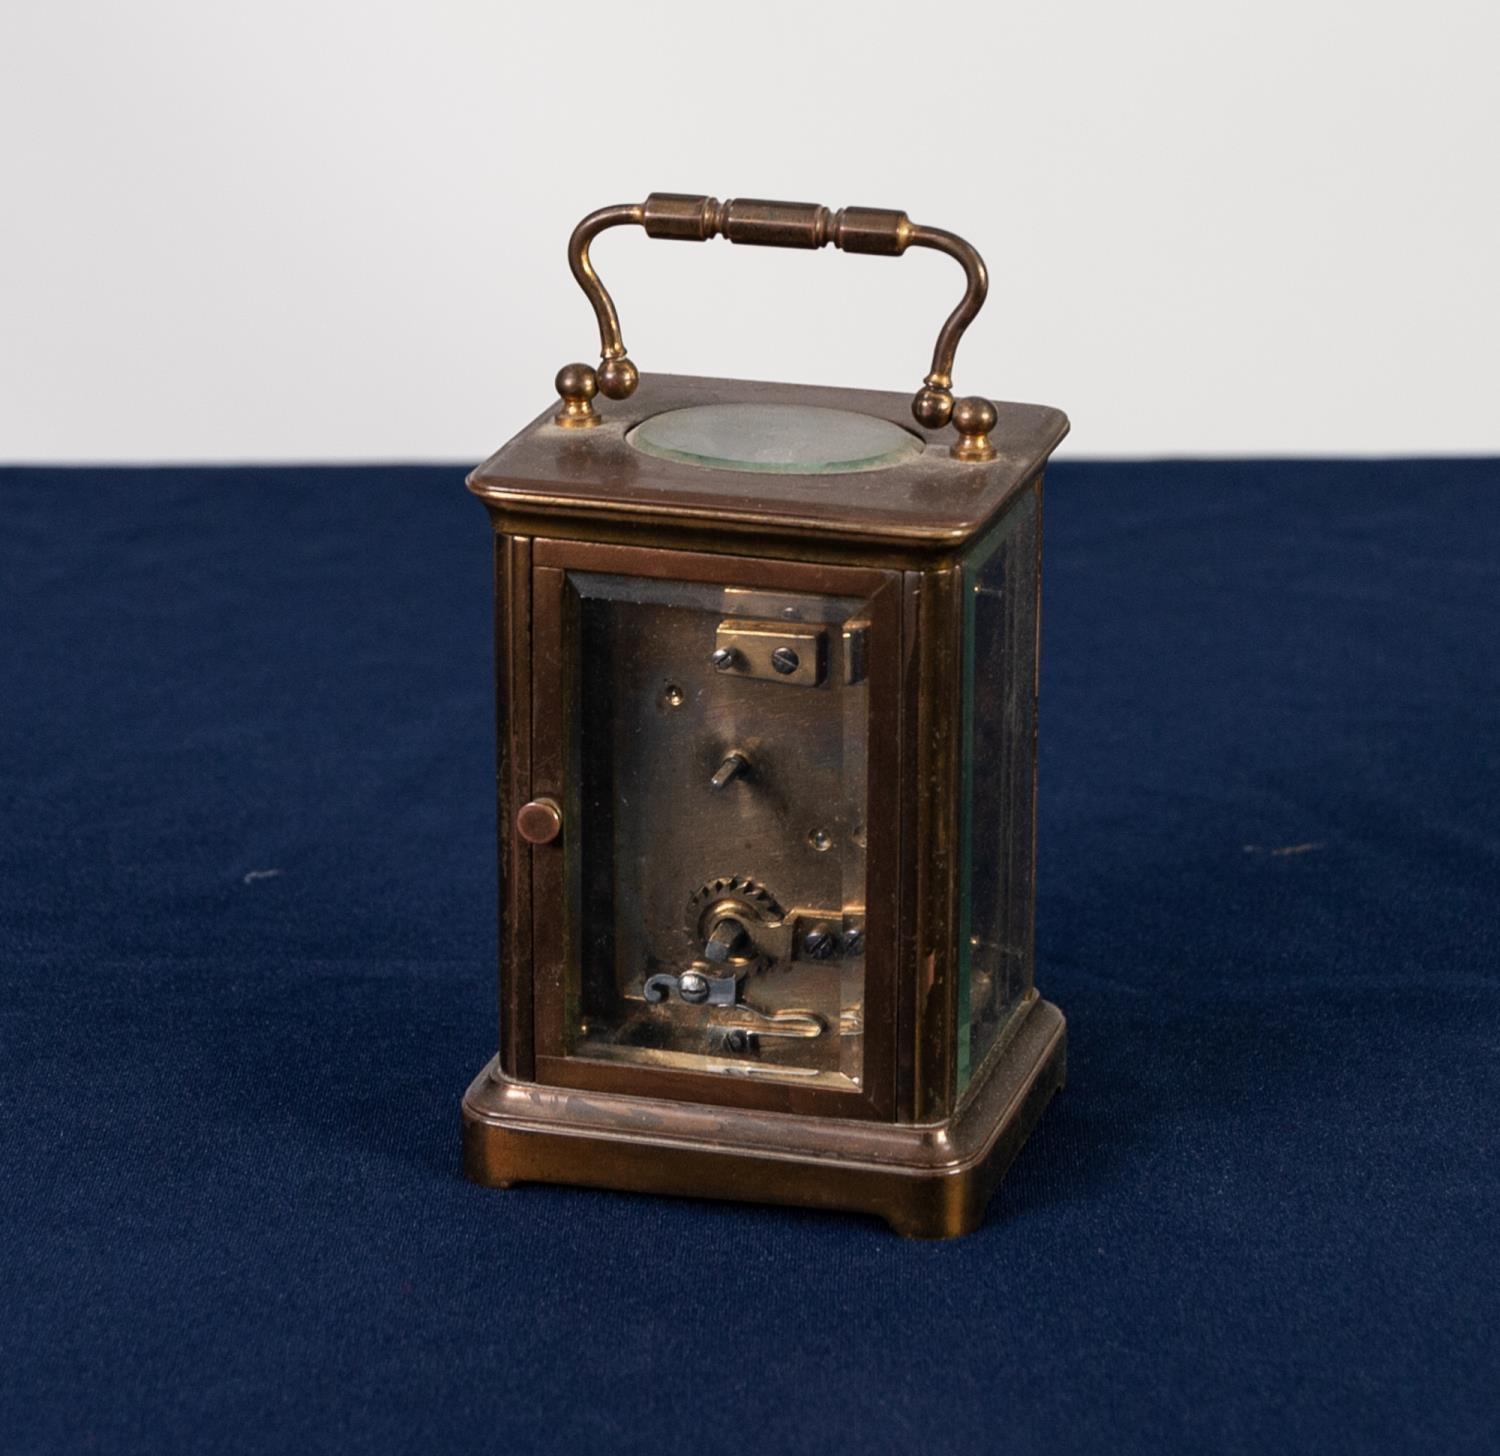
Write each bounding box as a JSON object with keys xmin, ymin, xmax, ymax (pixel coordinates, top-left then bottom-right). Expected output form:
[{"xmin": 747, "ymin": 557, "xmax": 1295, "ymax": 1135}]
[{"xmin": 462, "ymin": 998, "xmax": 1065, "ymax": 1240}]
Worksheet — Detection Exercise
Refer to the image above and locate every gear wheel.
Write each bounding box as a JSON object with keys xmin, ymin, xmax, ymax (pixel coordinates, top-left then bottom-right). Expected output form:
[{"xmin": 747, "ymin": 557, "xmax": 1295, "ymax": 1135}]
[{"xmin": 683, "ymin": 875, "xmax": 784, "ymax": 970}]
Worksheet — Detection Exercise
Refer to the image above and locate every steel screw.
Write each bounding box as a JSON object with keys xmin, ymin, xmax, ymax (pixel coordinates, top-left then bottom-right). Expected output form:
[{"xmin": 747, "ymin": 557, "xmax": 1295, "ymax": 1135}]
[
  {"xmin": 679, "ymin": 971, "xmax": 710, "ymax": 1003},
  {"xmin": 770, "ymin": 646, "xmax": 800, "ymax": 675},
  {"xmin": 723, "ymin": 1029, "xmax": 750, "ymax": 1053},
  {"xmin": 711, "ymin": 647, "xmax": 737, "ymax": 671},
  {"xmin": 843, "ymin": 928, "xmax": 864, "ymax": 957},
  {"xmin": 803, "ymin": 929, "xmax": 835, "ymax": 960}
]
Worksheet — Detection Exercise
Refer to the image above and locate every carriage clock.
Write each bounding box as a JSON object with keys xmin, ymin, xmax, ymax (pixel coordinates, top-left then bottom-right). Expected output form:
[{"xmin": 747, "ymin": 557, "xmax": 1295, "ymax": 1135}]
[{"xmin": 460, "ymin": 194, "xmax": 1069, "ymax": 1237}]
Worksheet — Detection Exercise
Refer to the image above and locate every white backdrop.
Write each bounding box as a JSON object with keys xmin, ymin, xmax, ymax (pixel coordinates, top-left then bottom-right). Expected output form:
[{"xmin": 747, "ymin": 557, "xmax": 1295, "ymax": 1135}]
[{"xmin": 2, "ymin": 0, "xmax": 1496, "ymax": 462}]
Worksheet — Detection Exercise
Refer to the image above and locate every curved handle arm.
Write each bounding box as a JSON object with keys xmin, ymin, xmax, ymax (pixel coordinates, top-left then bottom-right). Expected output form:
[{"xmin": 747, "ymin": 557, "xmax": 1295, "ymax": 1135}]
[{"xmin": 550, "ymin": 194, "xmax": 998, "ymax": 462}]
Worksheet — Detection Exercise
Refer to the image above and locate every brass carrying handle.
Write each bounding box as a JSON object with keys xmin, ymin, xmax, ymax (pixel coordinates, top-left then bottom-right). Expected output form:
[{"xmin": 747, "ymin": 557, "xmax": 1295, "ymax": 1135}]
[{"xmin": 552, "ymin": 193, "xmax": 999, "ymax": 462}]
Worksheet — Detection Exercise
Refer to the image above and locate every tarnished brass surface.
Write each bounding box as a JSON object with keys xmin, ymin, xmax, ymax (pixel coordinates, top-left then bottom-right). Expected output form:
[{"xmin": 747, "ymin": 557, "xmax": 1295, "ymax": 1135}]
[
  {"xmin": 911, "ymin": 562, "xmax": 966, "ymax": 1120},
  {"xmin": 712, "ymin": 618, "xmax": 828, "ymax": 686},
  {"xmin": 466, "ymin": 346, "xmax": 1068, "ymax": 1230},
  {"xmin": 495, "ymin": 535, "xmax": 532, "ymax": 1082},
  {"xmin": 515, "ymin": 797, "xmax": 562, "ymax": 845},
  {"xmin": 469, "ymin": 374, "xmax": 1069, "ymax": 569},
  {"xmin": 952, "ymin": 396, "xmax": 1000, "ymax": 464},
  {"xmin": 463, "ymin": 994, "xmax": 1065, "ymax": 1239},
  {"xmin": 474, "ymin": 478, "xmax": 1053, "ymax": 1120},
  {"xmin": 463, "ymin": 501, "xmax": 1064, "ymax": 1226},
  {"xmin": 552, "ymin": 363, "xmax": 600, "ymax": 429},
  {"xmin": 555, "ymin": 195, "xmax": 1000, "ymax": 459}
]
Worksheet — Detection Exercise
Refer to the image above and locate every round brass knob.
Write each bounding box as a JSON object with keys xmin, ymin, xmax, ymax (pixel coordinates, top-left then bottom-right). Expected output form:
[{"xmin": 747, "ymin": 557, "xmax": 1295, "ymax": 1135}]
[
  {"xmin": 552, "ymin": 363, "xmax": 600, "ymax": 428},
  {"xmin": 516, "ymin": 797, "xmax": 563, "ymax": 845},
  {"xmin": 951, "ymin": 396, "xmax": 998, "ymax": 461},
  {"xmin": 912, "ymin": 384, "xmax": 955, "ymax": 429},
  {"xmin": 597, "ymin": 355, "xmax": 639, "ymax": 400}
]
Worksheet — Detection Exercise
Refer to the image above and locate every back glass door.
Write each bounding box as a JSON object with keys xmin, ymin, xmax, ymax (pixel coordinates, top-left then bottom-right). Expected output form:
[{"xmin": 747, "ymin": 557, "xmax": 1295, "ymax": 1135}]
[{"xmin": 528, "ymin": 539, "xmax": 901, "ymax": 1120}]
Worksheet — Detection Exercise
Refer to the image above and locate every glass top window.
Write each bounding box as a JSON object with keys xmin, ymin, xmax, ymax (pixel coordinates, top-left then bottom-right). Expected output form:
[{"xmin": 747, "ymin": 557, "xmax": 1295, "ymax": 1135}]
[{"xmin": 628, "ymin": 403, "xmax": 925, "ymax": 475}]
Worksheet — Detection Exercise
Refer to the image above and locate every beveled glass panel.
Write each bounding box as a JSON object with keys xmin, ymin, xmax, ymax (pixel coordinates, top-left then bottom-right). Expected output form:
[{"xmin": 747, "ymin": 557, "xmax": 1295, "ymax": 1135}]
[
  {"xmin": 956, "ymin": 489, "xmax": 1040, "ymax": 1092},
  {"xmin": 628, "ymin": 403, "xmax": 925, "ymax": 475},
  {"xmin": 562, "ymin": 571, "xmax": 872, "ymax": 1090}
]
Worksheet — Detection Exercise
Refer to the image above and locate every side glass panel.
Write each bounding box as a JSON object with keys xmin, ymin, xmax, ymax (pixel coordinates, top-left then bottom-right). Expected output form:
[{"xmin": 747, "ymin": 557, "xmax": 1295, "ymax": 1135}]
[
  {"xmin": 957, "ymin": 489, "xmax": 1040, "ymax": 1093},
  {"xmin": 562, "ymin": 573, "xmax": 872, "ymax": 1091}
]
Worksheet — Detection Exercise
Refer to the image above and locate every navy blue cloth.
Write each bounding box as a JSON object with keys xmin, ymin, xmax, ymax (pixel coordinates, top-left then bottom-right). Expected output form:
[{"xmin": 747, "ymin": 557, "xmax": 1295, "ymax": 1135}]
[{"xmin": 2, "ymin": 459, "xmax": 1495, "ymax": 1454}]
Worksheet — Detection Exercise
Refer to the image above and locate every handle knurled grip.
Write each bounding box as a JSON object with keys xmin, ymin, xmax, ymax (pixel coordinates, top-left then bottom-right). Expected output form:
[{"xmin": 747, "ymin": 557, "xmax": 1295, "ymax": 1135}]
[{"xmin": 551, "ymin": 193, "xmax": 999, "ymax": 462}]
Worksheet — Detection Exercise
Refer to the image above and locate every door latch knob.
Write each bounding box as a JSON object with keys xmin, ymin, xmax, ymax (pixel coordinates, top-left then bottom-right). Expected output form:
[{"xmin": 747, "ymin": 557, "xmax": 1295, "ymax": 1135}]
[{"xmin": 516, "ymin": 797, "xmax": 563, "ymax": 845}]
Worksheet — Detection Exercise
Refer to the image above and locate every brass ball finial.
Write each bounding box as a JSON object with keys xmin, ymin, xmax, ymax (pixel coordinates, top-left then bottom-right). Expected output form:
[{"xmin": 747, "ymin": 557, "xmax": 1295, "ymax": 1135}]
[
  {"xmin": 553, "ymin": 362, "xmax": 600, "ymax": 428},
  {"xmin": 912, "ymin": 385, "xmax": 955, "ymax": 430},
  {"xmin": 597, "ymin": 355, "xmax": 639, "ymax": 401},
  {"xmin": 951, "ymin": 396, "xmax": 998, "ymax": 462}
]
